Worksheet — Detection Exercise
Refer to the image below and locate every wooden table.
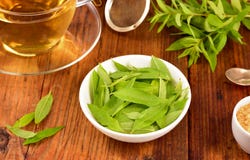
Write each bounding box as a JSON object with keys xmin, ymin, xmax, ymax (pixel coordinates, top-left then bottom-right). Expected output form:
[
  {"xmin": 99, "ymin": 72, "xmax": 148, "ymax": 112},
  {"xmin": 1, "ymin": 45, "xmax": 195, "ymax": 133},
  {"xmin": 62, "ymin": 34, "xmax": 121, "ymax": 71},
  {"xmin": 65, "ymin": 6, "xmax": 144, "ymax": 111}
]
[{"xmin": 1, "ymin": 2, "xmax": 250, "ymax": 160}]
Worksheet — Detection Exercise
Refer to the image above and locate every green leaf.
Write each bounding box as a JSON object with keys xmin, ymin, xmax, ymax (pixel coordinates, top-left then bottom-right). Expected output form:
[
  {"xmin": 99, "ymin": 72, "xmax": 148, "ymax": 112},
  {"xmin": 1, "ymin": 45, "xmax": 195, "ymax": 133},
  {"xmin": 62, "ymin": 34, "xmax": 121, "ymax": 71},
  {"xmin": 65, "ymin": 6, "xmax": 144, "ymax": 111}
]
[
  {"xmin": 225, "ymin": 6, "xmax": 250, "ymax": 31},
  {"xmin": 88, "ymin": 104, "xmax": 124, "ymax": 132},
  {"xmin": 179, "ymin": 2, "xmax": 193, "ymax": 14},
  {"xmin": 151, "ymin": 56, "xmax": 172, "ymax": 80},
  {"xmin": 156, "ymin": 110, "xmax": 182, "ymax": 128},
  {"xmin": 156, "ymin": 0, "xmax": 169, "ymax": 13},
  {"xmin": 34, "ymin": 92, "xmax": 53, "ymax": 124},
  {"xmin": 167, "ymin": 37, "xmax": 199, "ymax": 51},
  {"xmin": 112, "ymin": 60, "xmax": 130, "ymax": 71},
  {"xmin": 231, "ymin": 0, "xmax": 242, "ymax": 11},
  {"xmin": 175, "ymin": 13, "xmax": 182, "ymax": 27},
  {"xmin": 242, "ymin": 18, "xmax": 250, "ymax": 30},
  {"xmin": 23, "ymin": 126, "xmax": 64, "ymax": 145},
  {"xmin": 97, "ymin": 65, "xmax": 112, "ymax": 85},
  {"xmin": 113, "ymin": 87, "xmax": 165, "ymax": 107},
  {"xmin": 13, "ymin": 112, "xmax": 34, "ymax": 128},
  {"xmin": 159, "ymin": 78, "xmax": 167, "ymax": 98},
  {"xmin": 207, "ymin": 14, "xmax": 224, "ymax": 28},
  {"xmin": 131, "ymin": 105, "xmax": 168, "ymax": 133},
  {"xmin": 89, "ymin": 71, "xmax": 99, "ymax": 103},
  {"xmin": 7, "ymin": 125, "xmax": 36, "ymax": 139},
  {"xmin": 200, "ymin": 41, "xmax": 217, "ymax": 71},
  {"xmin": 228, "ymin": 29, "xmax": 243, "ymax": 44},
  {"xmin": 157, "ymin": 14, "xmax": 171, "ymax": 33},
  {"xmin": 208, "ymin": 1, "xmax": 225, "ymax": 19},
  {"xmin": 213, "ymin": 32, "xmax": 228, "ymax": 52}
]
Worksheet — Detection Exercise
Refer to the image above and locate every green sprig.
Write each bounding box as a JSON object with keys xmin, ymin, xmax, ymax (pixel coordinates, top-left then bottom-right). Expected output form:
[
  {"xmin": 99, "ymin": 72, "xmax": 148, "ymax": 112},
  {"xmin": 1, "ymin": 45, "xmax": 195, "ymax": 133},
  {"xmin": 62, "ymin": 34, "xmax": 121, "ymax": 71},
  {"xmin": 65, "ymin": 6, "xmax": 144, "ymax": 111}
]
[{"xmin": 150, "ymin": 0, "xmax": 250, "ymax": 71}]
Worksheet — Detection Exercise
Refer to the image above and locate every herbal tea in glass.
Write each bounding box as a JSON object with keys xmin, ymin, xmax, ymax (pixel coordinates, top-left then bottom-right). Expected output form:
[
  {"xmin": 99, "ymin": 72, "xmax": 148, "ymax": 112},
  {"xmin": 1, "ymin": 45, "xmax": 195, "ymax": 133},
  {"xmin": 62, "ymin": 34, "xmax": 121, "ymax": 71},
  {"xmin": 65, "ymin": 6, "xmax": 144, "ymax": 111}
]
[{"xmin": 0, "ymin": 0, "xmax": 76, "ymax": 56}]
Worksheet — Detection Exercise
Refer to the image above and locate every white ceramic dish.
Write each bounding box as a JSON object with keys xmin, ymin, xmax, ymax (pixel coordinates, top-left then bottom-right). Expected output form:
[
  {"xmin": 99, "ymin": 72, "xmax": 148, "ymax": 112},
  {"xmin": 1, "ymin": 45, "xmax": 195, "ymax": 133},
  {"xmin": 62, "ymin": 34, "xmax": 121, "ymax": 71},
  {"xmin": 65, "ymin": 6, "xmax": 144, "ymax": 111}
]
[
  {"xmin": 79, "ymin": 54, "xmax": 191, "ymax": 143},
  {"xmin": 232, "ymin": 96, "xmax": 250, "ymax": 154}
]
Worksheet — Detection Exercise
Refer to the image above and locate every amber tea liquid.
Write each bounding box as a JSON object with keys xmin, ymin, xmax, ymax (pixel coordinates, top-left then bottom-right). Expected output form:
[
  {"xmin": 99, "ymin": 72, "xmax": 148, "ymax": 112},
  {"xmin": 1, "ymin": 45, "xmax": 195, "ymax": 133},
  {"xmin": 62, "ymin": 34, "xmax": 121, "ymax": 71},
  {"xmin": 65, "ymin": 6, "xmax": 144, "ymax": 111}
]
[{"xmin": 0, "ymin": 0, "xmax": 76, "ymax": 56}]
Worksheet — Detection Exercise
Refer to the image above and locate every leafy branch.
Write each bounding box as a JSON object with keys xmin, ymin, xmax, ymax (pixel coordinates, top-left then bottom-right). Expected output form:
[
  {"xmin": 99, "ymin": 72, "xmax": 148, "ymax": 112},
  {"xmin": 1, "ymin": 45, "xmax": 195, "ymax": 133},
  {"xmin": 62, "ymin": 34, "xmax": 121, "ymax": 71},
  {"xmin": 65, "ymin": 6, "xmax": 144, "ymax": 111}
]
[{"xmin": 150, "ymin": 0, "xmax": 250, "ymax": 71}]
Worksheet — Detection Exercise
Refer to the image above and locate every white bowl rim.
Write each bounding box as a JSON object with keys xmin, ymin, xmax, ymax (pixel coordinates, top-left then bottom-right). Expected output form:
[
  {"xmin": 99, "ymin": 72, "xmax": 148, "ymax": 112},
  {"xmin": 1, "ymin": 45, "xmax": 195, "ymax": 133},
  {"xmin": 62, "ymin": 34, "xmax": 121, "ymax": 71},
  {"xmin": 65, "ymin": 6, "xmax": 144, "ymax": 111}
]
[
  {"xmin": 79, "ymin": 54, "xmax": 192, "ymax": 141},
  {"xmin": 232, "ymin": 96, "xmax": 250, "ymax": 137}
]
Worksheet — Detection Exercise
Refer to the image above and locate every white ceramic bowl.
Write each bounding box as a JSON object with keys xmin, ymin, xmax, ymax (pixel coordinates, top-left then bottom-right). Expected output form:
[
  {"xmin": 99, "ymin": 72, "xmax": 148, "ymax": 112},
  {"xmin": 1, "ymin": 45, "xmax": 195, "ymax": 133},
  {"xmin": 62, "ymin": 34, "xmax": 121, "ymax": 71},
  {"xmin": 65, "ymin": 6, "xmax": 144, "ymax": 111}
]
[
  {"xmin": 79, "ymin": 54, "xmax": 191, "ymax": 143},
  {"xmin": 232, "ymin": 96, "xmax": 250, "ymax": 154}
]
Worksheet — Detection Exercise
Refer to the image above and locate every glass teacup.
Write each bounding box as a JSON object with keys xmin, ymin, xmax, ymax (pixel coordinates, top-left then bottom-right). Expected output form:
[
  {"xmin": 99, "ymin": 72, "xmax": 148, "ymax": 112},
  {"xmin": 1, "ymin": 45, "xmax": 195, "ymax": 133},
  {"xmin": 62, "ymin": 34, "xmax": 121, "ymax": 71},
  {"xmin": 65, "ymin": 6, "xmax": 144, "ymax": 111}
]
[{"xmin": 0, "ymin": 0, "xmax": 91, "ymax": 57}]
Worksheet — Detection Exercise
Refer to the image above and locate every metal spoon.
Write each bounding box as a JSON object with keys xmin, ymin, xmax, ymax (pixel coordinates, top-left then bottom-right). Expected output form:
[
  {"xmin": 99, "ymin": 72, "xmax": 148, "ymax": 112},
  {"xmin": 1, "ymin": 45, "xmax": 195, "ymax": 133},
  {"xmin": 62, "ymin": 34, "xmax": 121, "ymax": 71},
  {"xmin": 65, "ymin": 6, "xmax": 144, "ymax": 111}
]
[
  {"xmin": 225, "ymin": 68, "xmax": 250, "ymax": 86},
  {"xmin": 104, "ymin": 0, "xmax": 150, "ymax": 32}
]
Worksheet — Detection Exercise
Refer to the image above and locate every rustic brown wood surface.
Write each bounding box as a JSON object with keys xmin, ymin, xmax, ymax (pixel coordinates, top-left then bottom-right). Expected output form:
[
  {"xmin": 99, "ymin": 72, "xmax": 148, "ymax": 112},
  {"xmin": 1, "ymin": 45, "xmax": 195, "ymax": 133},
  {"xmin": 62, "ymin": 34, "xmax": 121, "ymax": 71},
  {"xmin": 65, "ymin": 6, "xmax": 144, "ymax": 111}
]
[{"xmin": 0, "ymin": 2, "xmax": 250, "ymax": 160}]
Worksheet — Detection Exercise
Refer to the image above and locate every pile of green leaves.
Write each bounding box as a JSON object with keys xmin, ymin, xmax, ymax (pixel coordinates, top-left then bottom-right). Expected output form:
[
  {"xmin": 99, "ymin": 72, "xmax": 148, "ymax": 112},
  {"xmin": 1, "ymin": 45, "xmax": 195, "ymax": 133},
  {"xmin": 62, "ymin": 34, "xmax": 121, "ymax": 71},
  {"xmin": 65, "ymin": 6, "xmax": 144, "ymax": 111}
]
[
  {"xmin": 88, "ymin": 56, "xmax": 189, "ymax": 134},
  {"xmin": 150, "ymin": 0, "xmax": 250, "ymax": 71},
  {"xmin": 6, "ymin": 92, "xmax": 64, "ymax": 145}
]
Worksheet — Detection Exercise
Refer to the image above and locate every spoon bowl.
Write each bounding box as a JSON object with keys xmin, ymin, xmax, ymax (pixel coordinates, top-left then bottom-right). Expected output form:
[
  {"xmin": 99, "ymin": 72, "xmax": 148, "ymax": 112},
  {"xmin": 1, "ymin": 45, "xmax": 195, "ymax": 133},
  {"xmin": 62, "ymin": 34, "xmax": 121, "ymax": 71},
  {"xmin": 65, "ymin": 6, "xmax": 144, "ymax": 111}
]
[
  {"xmin": 104, "ymin": 0, "xmax": 150, "ymax": 32},
  {"xmin": 225, "ymin": 68, "xmax": 250, "ymax": 86}
]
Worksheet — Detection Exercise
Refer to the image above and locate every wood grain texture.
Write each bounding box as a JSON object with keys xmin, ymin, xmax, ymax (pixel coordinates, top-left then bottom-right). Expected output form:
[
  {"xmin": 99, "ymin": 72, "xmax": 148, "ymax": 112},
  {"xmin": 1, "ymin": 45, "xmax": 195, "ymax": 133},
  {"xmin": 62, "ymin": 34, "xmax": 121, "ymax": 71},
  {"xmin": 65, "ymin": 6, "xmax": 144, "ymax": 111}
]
[{"xmin": 0, "ymin": 3, "xmax": 250, "ymax": 160}]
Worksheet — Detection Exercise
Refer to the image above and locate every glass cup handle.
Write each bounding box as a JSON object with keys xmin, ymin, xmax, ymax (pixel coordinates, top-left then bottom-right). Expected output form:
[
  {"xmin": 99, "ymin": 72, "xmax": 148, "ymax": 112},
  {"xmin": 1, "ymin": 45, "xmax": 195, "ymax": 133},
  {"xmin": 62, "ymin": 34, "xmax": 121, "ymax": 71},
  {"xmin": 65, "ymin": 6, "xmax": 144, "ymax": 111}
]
[{"xmin": 76, "ymin": 0, "xmax": 92, "ymax": 7}]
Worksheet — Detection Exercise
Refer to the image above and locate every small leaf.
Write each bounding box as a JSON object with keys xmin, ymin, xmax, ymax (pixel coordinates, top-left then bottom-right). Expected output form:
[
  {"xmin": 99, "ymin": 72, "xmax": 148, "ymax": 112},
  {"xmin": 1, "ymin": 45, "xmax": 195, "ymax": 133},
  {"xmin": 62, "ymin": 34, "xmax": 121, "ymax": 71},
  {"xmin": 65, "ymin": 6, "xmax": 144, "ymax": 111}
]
[
  {"xmin": 113, "ymin": 87, "xmax": 165, "ymax": 107},
  {"xmin": 208, "ymin": 1, "xmax": 225, "ymax": 19},
  {"xmin": 131, "ymin": 105, "xmax": 168, "ymax": 133},
  {"xmin": 156, "ymin": 110, "xmax": 182, "ymax": 128},
  {"xmin": 175, "ymin": 13, "xmax": 182, "ymax": 27},
  {"xmin": 157, "ymin": 15, "xmax": 170, "ymax": 33},
  {"xmin": 97, "ymin": 65, "xmax": 112, "ymax": 85},
  {"xmin": 200, "ymin": 41, "xmax": 217, "ymax": 71},
  {"xmin": 112, "ymin": 60, "xmax": 130, "ymax": 71},
  {"xmin": 34, "ymin": 92, "xmax": 53, "ymax": 124},
  {"xmin": 206, "ymin": 14, "xmax": 224, "ymax": 28},
  {"xmin": 13, "ymin": 112, "xmax": 34, "ymax": 128},
  {"xmin": 88, "ymin": 104, "xmax": 124, "ymax": 132},
  {"xmin": 213, "ymin": 32, "xmax": 227, "ymax": 52},
  {"xmin": 156, "ymin": 0, "xmax": 170, "ymax": 12},
  {"xmin": 23, "ymin": 126, "xmax": 64, "ymax": 145},
  {"xmin": 151, "ymin": 56, "xmax": 172, "ymax": 80},
  {"xmin": 167, "ymin": 37, "xmax": 199, "ymax": 51},
  {"xmin": 231, "ymin": 0, "xmax": 242, "ymax": 11},
  {"xmin": 242, "ymin": 18, "xmax": 250, "ymax": 30},
  {"xmin": 7, "ymin": 125, "xmax": 36, "ymax": 139},
  {"xmin": 89, "ymin": 71, "xmax": 99, "ymax": 103},
  {"xmin": 179, "ymin": 2, "xmax": 192, "ymax": 14},
  {"xmin": 159, "ymin": 78, "xmax": 167, "ymax": 98}
]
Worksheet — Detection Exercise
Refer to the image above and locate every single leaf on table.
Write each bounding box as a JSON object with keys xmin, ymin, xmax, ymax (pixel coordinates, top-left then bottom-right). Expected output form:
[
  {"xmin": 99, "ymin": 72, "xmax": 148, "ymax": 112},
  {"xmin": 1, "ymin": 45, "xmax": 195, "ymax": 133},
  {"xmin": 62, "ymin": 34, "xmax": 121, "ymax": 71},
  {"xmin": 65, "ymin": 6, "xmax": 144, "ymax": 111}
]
[
  {"xmin": 23, "ymin": 126, "xmax": 64, "ymax": 145},
  {"xmin": 35, "ymin": 92, "xmax": 53, "ymax": 124},
  {"xmin": 6, "ymin": 125, "xmax": 36, "ymax": 139},
  {"xmin": 13, "ymin": 112, "xmax": 34, "ymax": 128}
]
